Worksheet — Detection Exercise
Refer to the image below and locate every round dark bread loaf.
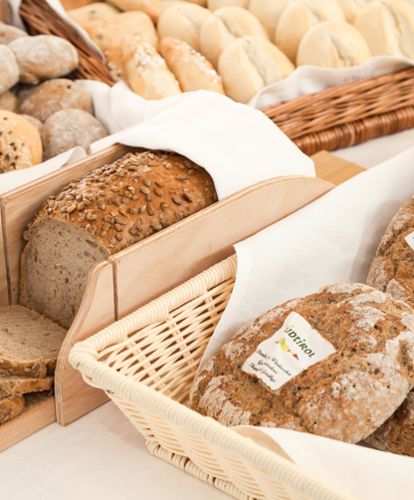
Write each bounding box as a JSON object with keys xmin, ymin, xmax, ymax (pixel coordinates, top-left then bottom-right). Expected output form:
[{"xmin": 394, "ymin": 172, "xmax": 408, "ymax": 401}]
[
  {"xmin": 189, "ymin": 283, "xmax": 414, "ymax": 443},
  {"xmin": 20, "ymin": 151, "xmax": 217, "ymax": 328}
]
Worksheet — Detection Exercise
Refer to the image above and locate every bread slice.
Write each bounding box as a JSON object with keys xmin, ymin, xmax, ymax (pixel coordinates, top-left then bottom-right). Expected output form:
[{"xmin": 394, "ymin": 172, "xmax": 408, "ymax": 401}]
[
  {"xmin": 0, "ymin": 305, "xmax": 67, "ymax": 378},
  {"xmin": 0, "ymin": 394, "xmax": 25, "ymax": 425},
  {"xmin": 0, "ymin": 370, "xmax": 54, "ymax": 399}
]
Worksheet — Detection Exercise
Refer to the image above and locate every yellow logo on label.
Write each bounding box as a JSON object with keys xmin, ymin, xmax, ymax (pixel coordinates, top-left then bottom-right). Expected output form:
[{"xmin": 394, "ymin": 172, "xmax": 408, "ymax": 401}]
[{"xmin": 276, "ymin": 337, "xmax": 299, "ymax": 360}]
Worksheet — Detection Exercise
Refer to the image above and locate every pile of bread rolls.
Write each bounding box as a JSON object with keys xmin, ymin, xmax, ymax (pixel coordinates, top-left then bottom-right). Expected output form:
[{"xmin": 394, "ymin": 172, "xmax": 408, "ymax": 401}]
[
  {"xmin": 62, "ymin": 0, "xmax": 414, "ymax": 103},
  {"xmin": 0, "ymin": 0, "xmax": 108, "ymax": 174}
]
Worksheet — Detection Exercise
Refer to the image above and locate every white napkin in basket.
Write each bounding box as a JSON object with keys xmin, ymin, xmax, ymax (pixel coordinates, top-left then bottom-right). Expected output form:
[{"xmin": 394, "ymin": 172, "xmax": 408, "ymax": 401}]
[
  {"xmin": 199, "ymin": 146, "xmax": 414, "ymax": 499},
  {"xmin": 89, "ymin": 89, "xmax": 314, "ymax": 199}
]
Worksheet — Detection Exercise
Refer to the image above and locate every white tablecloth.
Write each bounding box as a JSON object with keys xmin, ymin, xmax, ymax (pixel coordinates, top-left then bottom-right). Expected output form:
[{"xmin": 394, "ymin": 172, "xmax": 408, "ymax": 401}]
[{"xmin": 1, "ymin": 130, "xmax": 414, "ymax": 500}]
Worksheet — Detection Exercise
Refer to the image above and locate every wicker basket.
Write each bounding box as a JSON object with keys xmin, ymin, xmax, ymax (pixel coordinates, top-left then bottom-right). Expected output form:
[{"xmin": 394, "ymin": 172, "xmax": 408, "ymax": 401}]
[
  {"xmin": 19, "ymin": 0, "xmax": 414, "ymax": 156},
  {"xmin": 70, "ymin": 254, "xmax": 352, "ymax": 500}
]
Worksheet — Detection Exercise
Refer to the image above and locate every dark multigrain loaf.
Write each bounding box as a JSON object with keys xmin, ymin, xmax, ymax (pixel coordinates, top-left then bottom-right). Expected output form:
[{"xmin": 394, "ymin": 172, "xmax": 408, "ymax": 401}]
[
  {"xmin": 0, "ymin": 371, "xmax": 54, "ymax": 399},
  {"xmin": 20, "ymin": 151, "xmax": 217, "ymax": 328},
  {"xmin": 189, "ymin": 283, "xmax": 414, "ymax": 444}
]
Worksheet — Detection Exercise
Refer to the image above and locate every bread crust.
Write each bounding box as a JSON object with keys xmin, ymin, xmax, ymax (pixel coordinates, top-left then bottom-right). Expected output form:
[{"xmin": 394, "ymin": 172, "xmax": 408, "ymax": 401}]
[{"xmin": 0, "ymin": 394, "xmax": 25, "ymax": 425}]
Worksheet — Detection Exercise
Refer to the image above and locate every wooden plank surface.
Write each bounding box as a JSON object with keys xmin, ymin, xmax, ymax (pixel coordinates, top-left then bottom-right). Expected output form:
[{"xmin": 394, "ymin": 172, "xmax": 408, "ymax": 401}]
[
  {"xmin": 313, "ymin": 151, "xmax": 364, "ymax": 185},
  {"xmin": 0, "ymin": 202, "xmax": 8, "ymax": 306}
]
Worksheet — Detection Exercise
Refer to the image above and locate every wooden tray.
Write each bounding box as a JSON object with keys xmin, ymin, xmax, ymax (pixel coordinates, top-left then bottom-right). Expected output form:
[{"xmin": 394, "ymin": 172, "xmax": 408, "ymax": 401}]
[{"xmin": 0, "ymin": 148, "xmax": 362, "ymax": 451}]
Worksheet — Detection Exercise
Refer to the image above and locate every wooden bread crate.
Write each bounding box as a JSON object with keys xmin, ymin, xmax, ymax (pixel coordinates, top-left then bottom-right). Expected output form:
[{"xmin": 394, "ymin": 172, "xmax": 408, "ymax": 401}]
[
  {"xmin": 0, "ymin": 148, "xmax": 362, "ymax": 451},
  {"xmin": 19, "ymin": 0, "xmax": 414, "ymax": 155}
]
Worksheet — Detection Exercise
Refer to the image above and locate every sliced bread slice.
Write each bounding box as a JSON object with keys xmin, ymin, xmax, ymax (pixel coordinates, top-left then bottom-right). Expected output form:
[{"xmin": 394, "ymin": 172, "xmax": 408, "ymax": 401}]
[
  {"xmin": 0, "ymin": 370, "xmax": 54, "ymax": 399},
  {"xmin": 0, "ymin": 394, "xmax": 25, "ymax": 425},
  {"xmin": 0, "ymin": 305, "xmax": 67, "ymax": 378}
]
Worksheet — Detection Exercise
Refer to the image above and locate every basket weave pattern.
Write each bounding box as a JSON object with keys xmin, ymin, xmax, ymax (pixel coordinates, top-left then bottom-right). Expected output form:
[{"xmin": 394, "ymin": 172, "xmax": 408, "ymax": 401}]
[{"xmin": 70, "ymin": 256, "xmax": 350, "ymax": 500}]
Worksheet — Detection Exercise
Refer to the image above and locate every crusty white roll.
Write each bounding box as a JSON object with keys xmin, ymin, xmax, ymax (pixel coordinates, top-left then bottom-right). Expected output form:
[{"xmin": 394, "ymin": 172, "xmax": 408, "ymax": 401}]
[
  {"xmin": 200, "ymin": 6, "xmax": 268, "ymax": 67},
  {"xmin": 248, "ymin": 0, "xmax": 288, "ymax": 39},
  {"xmin": 124, "ymin": 42, "xmax": 182, "ymax": 99},
  {"xmin": 67, "ymin": 2, "xmax": 119, "ymax": 28},
  {"xmin": 159, "ymin": 36, "xmax": 224, "ymax": 93},
  {"xmin": 218, "ymin": 36, "xmax": 294, "ymax": 103},
  {"xmin": 354, "ymin": 0, "xmax": 414, "ymax": 58},
  {"xmin": 297, "ymin": 21, "xmax": 371, "ymax": 68},
  {"xmin": 208, "ymin": 0, "xmax": 249, "ymax": 10},
  {"xmin": 105, "ymin": 0, "xmax": 159, "ymax": 21},
  {"xmin": 275, "ymin": 0, "xmax": 345, "ymax": 63},
  {"xmin": 336, "ymin": 0, "xmax": 375, "ymax": 21},
  {"xmin": 157, "ymin": 2, "xmax": 210, "ymax": 51}
]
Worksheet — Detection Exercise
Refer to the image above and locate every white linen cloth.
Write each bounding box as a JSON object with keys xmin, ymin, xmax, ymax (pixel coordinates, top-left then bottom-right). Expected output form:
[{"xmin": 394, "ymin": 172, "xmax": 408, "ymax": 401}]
[{"xmin": 198, "ymin": 146, "xmax": 414, "ymax": 500}]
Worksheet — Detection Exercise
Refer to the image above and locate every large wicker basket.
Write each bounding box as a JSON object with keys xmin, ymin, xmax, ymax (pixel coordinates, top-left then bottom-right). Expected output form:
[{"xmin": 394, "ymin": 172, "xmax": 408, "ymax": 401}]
[
  {"xmin": 70, "ymin": 255, "xmax": 353, "ymax": 500},
  {"xmin": 20, "ymin": 0, "xmax": 414, "ymax": 156}
]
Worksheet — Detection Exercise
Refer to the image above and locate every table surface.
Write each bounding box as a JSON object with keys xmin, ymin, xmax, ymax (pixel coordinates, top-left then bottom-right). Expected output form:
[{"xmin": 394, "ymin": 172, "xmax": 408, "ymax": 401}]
[{"xmin": 1, "ymin": 129, "xmax": 414, "ymax": 500}]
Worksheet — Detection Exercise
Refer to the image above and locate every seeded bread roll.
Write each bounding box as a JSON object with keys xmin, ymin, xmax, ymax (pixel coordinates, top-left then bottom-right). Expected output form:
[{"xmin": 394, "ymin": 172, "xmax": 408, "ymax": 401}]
[
  {"xmin": 200, "ymin": 6, "xmax": 269, "ymax": 67},
  {"xmin": 67, "ymin": 2, "xmax": 119, "ymax": 28},
  {"xmin": 159, "ymin": 37, "xmax": 224, "ymax": 93},
  {"xmin": 42, "ymin": 109, "xmax": 107, "ymax": 159},
  {"xmin": 105, "ymin": 0, "xmax": 159, "ymax": 21},
  {"xmin": 189, "ymin": 283, "xmax": 414, "ymax": 443},
  {"xmin": 0, "ymin": 0, "xmax": 10, "ymax": 23},
  {"xmin": 0, "ymin": 371, "xmax": 53, "ymax": 399},
  {"xmin": 208, "ymin": 0, "xmax": 248, "ymax": 9},
  {"xmin": 218, "ymin": 36, "xmax": 294, "ymax": 103},
  {"xmin": 0, "ymin": 45, "xmax": 19, "ymax": 94},
  {"xmin": 0, "ymin": 111, "xmax": 43, "ymax": 173},
  {"xmin": 0, "ymin": 394, "xmax": 25, "ymax": 425},
  {"xmin": 297, "ymin": 21, "xmax": 371, "ymax": 68},
  {"xmin": 337, "ymin": 0, "xmax": 375, "ymax": 21},
  {"xmin": 248, "ymin": 0, "xmax": 288, "ymax": 39},
  {"xmin": 0, "ymin": 90, "xmax": 18, "ymax": 112},
  {"xmin": 275, "ymin": 0, "xmax": 345, "ymax": 63},
  {"xmin": 354, "ymin": 0, "xmax": 414, "ymax": 58},
  {"xmin": 20, "ymin": 151, "xmax": 217, "ymax": 328},
  {"xmin": 124, "ymin": 42, "xmax": 181, "ymax": 98},
  {"xmin": 9, "ymin": 35, "xmax": 79, "ymax": 85},
  {"xmin": 157, "ymin": 2, "xmax": 210, "ymax": 51},
  {"xmin": 0, "ymin": 22, "xmax": 28, "ymax": 44},
  {"xmin": 20, "ymin": 79, "xmax": 93, "ymax": 123}
]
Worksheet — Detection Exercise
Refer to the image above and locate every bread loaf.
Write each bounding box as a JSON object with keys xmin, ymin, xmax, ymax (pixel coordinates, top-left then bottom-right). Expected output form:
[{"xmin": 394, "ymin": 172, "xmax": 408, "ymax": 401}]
[
  {"xmin": 67, "ymin": 2, "xmax": 119, "ymax": 28},
  {"xmin": 124, "ymin": 42, "xmax": 181, "ymax": 98},
  {"xmin": 0, "ymin": 111, "xmax": 43, "ymax": 173},
  {"xmin": 0, "ymin": 45, "xmax": 19, "ymax": 94},
  {"xmin": 157, "ymin": 2, "xmax": 210, "ymax": 51},
  {"xmin": 337, "ymin": 0, "xmax": 375, "ymax": 21},
  {"xmin": 105, "ymin": 0, "xmax": 159, "ymax": 21},
  {"xmin": 42, "ymin": 109, "xmax": 107, "ymax": 159},
  {"xmin": 248, "ymin": 0, "xmax": 288, "ymax": 39},
  {"xmin": 9, "ymin": 35, "xmax": 79, "ymax": 85},
  {"xmin": 297, "ymin": 21, "xmax": 371, "ymax": 68},
  {"xmin": 200, "ymin": 6, "xmax": 268, "ymax": 67},
  {"xmin": 218, "ymin": 36, "xmax": 294, "ymax": 103},
  {"xmin": 208, "ymin": 0, "xmax": 248, "ymax": 9},
  {"xmin": 0, "ymin": 394, "xmax": 25, "ymax": 425},
  {"xmin": 0, "ymin": 0, "xmax": 11, "ymax": 23},
  {"xmin": 0, "ymin": 305, "xmax": 66, "ymax": 378},
  {"xmin": 0, "ymin": 90, "xmax": 18, "ymax": 112},
  {"xmin": 189, "ymin": 283, "xmax": 414, "ymax": 443},
  {"xmin": 20, "ymin": 151, "xmax": 217, "ymax": 328},
  {"xmin": 354, "ymin": 0, "xmax": 414, "ymax": 58},
  {"xmin": 159, "ymin": 37, "xmax": 224, "ymax": 93},
  {"xmin": 275, "ymin": 0, "xmax": 345, "ymax": 63},
  {"xmin": 0, "ymin": 22, "xmax": 28, "ymax": 44},
  {"xmin": 20, "ymin": 79, "xmax": 93, "ymax": 123},
  {"xmin": 0, "ymin": 372, "xmax": 53, "ymax": 399}
]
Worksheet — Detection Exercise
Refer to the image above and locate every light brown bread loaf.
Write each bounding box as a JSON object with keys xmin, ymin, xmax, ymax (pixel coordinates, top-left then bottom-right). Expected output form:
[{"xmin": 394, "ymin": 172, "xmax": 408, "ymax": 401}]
[
  {"xmin": 0, "ymin": 305, "xmax": 66, "ymax": 378},
  {"xmin": 159, "ymin": 37, "xmax": 224, "ymax": 93},
  {"xmin": 0, "ymin": 394, "xmax": 25, "ymax": 425},
  {"xmin": 20, "ymin": 151, "xmax": 217, "ymax": 328},
  {"xmin": 189, "ymin": 283, "xmax": 414, "ymax": 443},
  {"xmin": 67, "ymin": 2, "xmax": 119, "ymax": 28},
  {"xmin": 0, "ymin": 22, "xmax": 28, "ymax": 44},
  {"xmin": 0, "ymin": 111, "xmax": 43, "ymax": 173},
  {"xmin": 20, "ymin": 114, "xmax": 43, "ymax": 134},
  {"xmin": 0, "ymin": 45, "xmax": 19, "ymax": 94},
  {"xmin": 0, "ymin": 371, "xmax": 54, "ymax": 399},
  {"xmin": 0, "ymin": 90, "xmax": 18, "ymax": 112}
]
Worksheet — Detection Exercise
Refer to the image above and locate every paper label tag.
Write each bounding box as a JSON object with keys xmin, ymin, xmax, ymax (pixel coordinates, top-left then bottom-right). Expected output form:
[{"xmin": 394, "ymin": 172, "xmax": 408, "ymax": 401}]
[
  {"xmin": 405, "ymin": 231, "xmax": 414, "ymax": 250},
  {"xmin": 242, "ymin": 312, "xmax": 336, "ymax": 391}
]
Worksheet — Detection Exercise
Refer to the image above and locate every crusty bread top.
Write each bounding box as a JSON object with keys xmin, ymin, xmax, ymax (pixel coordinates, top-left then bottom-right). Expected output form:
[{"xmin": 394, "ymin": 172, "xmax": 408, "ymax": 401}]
[
  {"xmin": 189, "ymin": 283, "xmax": 414, "ymax": 443},
  {"xmin": 25, "ymin": 151, "xmax": 217, "ymax": 255}
]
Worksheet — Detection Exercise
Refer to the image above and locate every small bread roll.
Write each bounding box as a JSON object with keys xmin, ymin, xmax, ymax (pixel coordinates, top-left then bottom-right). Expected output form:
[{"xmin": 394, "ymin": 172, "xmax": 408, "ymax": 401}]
[
  {"xmin": 0, "ymin": 91, "xmax": 18, "ymax": 112},
  {"xmin": 0, "ymin": 0, "xmax": 11, "ymax": 23},
  {"xmin": 276, "ymin": 0, "xmax": 345, "ymax": 63},
  {"xmin": 105, "ymin": 0, "xmax": 159, "ymax": 22},
  {"xmin": 157, "ymin": 3, "xmax": 210, "ymax": 51},
  {"xmin": 0, "ymin": 111, "xmax": 43, "ymax": 172},
  {"xmin": 159, "ymin": 37, "xmax": 224, "ymax": 93},
  {"xmin": 354, "ymin": 0, "xmax": 414, "ymax": 58},
  {"xmin": 248, "ymin": 0, "xmax": 288, "ymax": 39},
  {"xmin": 159, "ymin": 0, "xmax": 181, "ymax": 13},
  {"xmin": 336, "ymin": 0, "xmax": 375, "ymax": 21},
  {"xmin": 20, "ymin": 114, "xmax": 43, "ymax": 134},
  {"xmin": 0, "ymin": 45, "xmax": 19, "ymax": 94},
  {"xmin": 208, "ymin": 0, "xmax": 249, "ymax": 10},
  {"xmin": 297, "ymin": 21, "xmax": 371, "ymax": 68},
  {"xmin": 0, "ymin": 23, "xmax": 28, "ymax": 44},
  {"xmin": 67, "ymin": 3, "xmax": 119, "ymax": 28},
  {"xmin": 218, "ymin": 36, "xmax": 294, "ymax": 103},
  {"xmin": 9, "ymin": 35, "xmax": 79, "ymax": 85},
  {"xmin": 124, "ymin": 42, "xmax": 181, "ymax": 99},
  {"xmin": 200, "ymin": 6, "xmax": 269, "ymax": 67},
  {"xmin": 42, "ymin": 109, "xmax": 107, "ymax": 159}
]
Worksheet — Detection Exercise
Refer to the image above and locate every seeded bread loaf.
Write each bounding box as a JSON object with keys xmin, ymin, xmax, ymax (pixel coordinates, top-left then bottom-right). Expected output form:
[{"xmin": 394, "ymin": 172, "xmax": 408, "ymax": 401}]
[
  {"xmin": 189, "ymin": 283, "xmax": 414, "ymax": 443},
  {"xmin": 20, "ymin": 151, "xmax": 217, "ymax": 328},
  {"xmin": 0, "ymin": 394, "xmax": 25, "ymax": 425},
  {"xmin": 0, "ymin": 371, "xmax": 53, "ymax": 399}
]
